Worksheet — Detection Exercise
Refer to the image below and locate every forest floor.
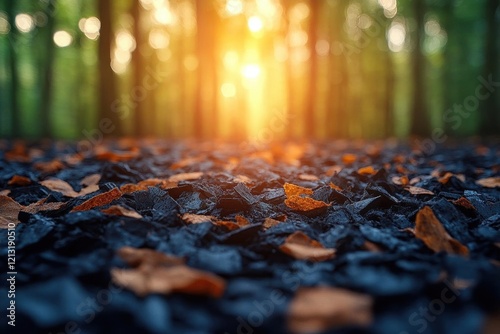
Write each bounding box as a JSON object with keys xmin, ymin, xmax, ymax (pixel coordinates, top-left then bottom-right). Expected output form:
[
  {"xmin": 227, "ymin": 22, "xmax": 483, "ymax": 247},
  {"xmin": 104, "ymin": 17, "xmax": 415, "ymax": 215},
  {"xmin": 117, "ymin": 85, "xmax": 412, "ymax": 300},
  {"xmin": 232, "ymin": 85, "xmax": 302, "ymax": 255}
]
[{"xmin": 1, "ymin": 138, "xmax": 499, "ymax": 334}]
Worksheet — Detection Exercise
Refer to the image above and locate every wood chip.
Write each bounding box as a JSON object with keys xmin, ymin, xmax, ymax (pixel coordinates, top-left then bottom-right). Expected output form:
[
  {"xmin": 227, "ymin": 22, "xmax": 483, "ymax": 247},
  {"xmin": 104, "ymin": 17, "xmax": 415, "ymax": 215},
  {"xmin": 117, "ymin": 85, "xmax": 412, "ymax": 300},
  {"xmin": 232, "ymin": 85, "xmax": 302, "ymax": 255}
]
[
  {"xmin": 288, "ymin": 287, "xmax": 373, "ymax": 334},
  {"xmin": 414, "ymin": 206, "xmax": 468, "ymax": 256},
  {"xmin": 285, "ymin": 196, "xmax": 330, "ymax": 214},
  {"xmin": 280, "ymin": 231, "xmax": 335, "ymax": 261}
]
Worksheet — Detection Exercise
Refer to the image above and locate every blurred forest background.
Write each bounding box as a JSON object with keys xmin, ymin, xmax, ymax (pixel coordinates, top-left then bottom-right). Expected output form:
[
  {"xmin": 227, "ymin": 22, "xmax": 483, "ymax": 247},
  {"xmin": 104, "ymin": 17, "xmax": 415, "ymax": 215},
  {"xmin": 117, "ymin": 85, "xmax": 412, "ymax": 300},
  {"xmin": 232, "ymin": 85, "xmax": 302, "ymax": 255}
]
[{"xmin": 0, "ymin": 0, "xmax": 498, "ymax": 142}]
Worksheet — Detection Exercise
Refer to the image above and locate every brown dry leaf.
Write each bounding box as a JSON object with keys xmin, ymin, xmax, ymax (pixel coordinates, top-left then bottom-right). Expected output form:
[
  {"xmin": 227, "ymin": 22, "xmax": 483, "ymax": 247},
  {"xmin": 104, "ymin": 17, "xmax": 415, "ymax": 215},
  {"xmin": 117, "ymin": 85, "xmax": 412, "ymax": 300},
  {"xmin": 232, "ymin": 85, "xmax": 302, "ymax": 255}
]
[
  {"xmin": 23, "ymin": 198, "xmax": 65, "ymax": 214},
  {"xmin": 71, "ymin": 188, "xmax": 122, "ymax": 212},
  {"xmin": 452, "ymin": 197, "xmax": 476, "ymax": 211},
  {"xmin": 5, "ymin": 142, "xmax": 30, "ymax": 162},
  {"xmin": 287, "ymin": 287, "xmax": 373, "ymax": 334},
  {"xmin": 342, "ymin": 154, "xmax": 357, "ymax": 165},
  {"xmin": 95, "ymin": 149, "xmax": 139, "ymax": 162},
  {"xmin": 111, "ymin": 265, "xmax": 226, "ymax": 298},
  {"xmin": 405, "ymin": 186, "xmax": 435, "ymax": 196},
  {"xmin": 0, "ymin": 190, "xmax": 11, "ymax": 196},
  {"xmin": 40, "ymin": 179, "xmax": 99, "ymax": 198},
  {"xmin": 328, "ymin": 182, "xmax": 343, "ymax": 192},
  {"xmin": 298, "ymin": 174, "xmax": 319, "ymax": 181},
  {"xmin": 284, "ymin": 183, "xmax": 313, "ymax": 197},
  {"xmin": 280, "ymin": 231, "xmax": 335, "ymax": 261},
  {"xmin": 117, "ymin": 246, "xmax": 184, "ymax": 268},
  {"xmin": 170, "ymin": 156, "xmax": 203, "ymax": 169},
  {"xmin": 80, "ymin": 174, "xmax": 101, "ymax": 187},
  {"xmin": 438, "ymin": 172, "xmax": 466, "ymax": 184},
  {"xmin": 33, "ymin": 160, "xmax": 65, "ymax": 174},
  {"xmin": 263, "ymin": 217, "xmax": 282, "ymax": 230},
  {"xmin": 285, "ymin": 196, "xmax": 330, "ymax": 214},
  {"xmin": 168, "ymin": 172, "xmax": 203, "ymax": 183},
  {"xmin": 101, "ymin": 205, "xmax": 142, "ymax": 219},
  {"xmin": 476, "ymin": 177, "xmax": 500, "ymax": 188},
  {"xmin": 62, "ymin": 153, "xmax": 83, "ymax": 166},
  {"xmin": 357, "ymin": 166, "xmax": 377, "ymax": 176},
  {"xmin": 325, "ymin": 165, "xmax": 342, "ymax": 176},
  {"xmin": 391, "ymin": 175, "xmax": 409, "ymax": 186},
  {"xmin": 8, "ymin": 175, "xmax": 32, "ymax": 186},
  {"xmin": 415, "ymin": 206, "xmax": 469, "ymax": 256},
  {"xmin": 213, "ymin": 215, "xmax": 250, "ymax": 231},
  {"xmin": 363, "ymin": 241, "xmax": 383, "ymax": 252},
  {"xmin": 0, "ymin": 195, "xmax": 23, "ymax": 227},
  {"xmin": 120, "ymin": 178, "xmax": 178, "ymax": 194},
  {"xmin": 233, "ymin": 175, "xmax": 252, "ymax": 184},
  {"xmin": 181, "ymin": 213, "xmax": 216, "ymax": 224}
]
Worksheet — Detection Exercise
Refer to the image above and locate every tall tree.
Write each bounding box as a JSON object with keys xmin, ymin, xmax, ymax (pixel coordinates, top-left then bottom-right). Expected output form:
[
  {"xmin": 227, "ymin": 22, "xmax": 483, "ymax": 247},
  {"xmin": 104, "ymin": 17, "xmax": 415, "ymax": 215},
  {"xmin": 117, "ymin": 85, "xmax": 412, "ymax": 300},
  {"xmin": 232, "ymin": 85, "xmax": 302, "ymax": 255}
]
[
  {"xmin": 131, "ymin": 0, "xmax": 145, "ymax": 137},
  {"xmin": 39, "ymin": 0, "xmax": 56, "ymax": 138},
  {"xmin": 98, "ymin": 0, "xmax": 119, "ymax": 136},
  {"xmin": 409, "ymin": 0, "xmax": 430, "ymax": 137},
  {"xmin": 304, "ymin": 0, "xmax": 319, "ymax": 138},
  {"xmin": 6, "ymin": 0, "xmax": 20, "ymax": 138},
  {"xmin": 479, "ymin": 0, "xmax": 499, "ymax": 136}
]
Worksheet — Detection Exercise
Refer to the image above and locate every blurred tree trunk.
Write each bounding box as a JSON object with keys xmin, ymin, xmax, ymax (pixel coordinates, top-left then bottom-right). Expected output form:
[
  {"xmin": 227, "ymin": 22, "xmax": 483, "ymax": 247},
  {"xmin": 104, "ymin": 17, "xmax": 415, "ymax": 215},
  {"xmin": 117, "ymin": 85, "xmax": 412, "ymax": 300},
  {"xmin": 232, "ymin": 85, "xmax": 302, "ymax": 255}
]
[
  {"xmin": 195, "ymin": 0, "xmax": 218, "ymax": 139},
  {"xmin": 441, "ymin": 0, "xmax": 455, "ymax": 135},
  {"xmin": 98, "ymin": 0, "xmax": 119, "ymax": 136},
  {"xmin": 6, "ymin": 0, "xmax": 20, "ymax": 138},
  {"xmin": 305, "ymin": 0, "xmax": 319, "ymax": 138},
  {"xmin": 39, "ymin": 0, "xmax": 56, "ymax": 138},
  {"xmin": 131, "ymin": 0, "xmax": 145, "ymax": 137},
  {"xmin": 384, "ymin": 44, "xmax": 394, "ymax": 137},
  {"xmin": 409, "ymin": 0, "xmax": 430, "ymax": 137},
  {"xmin": 479, "ymin": 0, "xmax": 499, "ymax": 136}
]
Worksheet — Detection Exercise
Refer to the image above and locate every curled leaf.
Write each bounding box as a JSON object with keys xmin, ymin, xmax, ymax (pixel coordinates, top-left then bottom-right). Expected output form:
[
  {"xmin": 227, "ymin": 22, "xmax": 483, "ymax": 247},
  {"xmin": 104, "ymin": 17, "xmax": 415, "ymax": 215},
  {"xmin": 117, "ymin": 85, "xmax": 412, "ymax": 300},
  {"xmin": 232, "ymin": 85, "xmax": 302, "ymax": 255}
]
[
  {"xmin": 71, "ymin": 188, "xmax": 122, "ymax": 212},
  {"xmin": 280, "ymin": 231, "xmax": 335, "ymax": 261},
  {"xmin": 288, "ymin": 287, "xmax": 373, "ymax": 334},
  {"xmin": 414, "ymin": 206, "xmax": 468, "ymax": 256}
]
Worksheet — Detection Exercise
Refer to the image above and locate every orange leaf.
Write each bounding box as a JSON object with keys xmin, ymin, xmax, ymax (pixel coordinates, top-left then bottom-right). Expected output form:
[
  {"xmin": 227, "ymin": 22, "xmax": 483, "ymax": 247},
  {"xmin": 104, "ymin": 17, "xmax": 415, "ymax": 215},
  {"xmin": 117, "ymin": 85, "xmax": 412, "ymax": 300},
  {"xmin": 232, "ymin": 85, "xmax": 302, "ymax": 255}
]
[
  {"xmin": 357, "ymin": 166, "xmax": 377, "ymax": 176},
  {"xmin": 391, "ymin": 175, "xmax": 409, "ymax": 186},
  {"xmin": 283, "ymin": 183, "xmax": 313, "ymax": 197},
  {"xmin": 168, "ymin": 172, "xmax": 203, "ymax": 183},
  {"xmin": 116, "ymin": 246, "xmax": 184, "ymax": 268},
  {"xmin": 95, "ymin": 149, "xmax": 139, "ymax": 162},
  {"xmin": 101, "ymin": 205, "xmax": 142, "ymax": 219},
  {"xmin": 285, "ymin": 196, "xmax": 329, "ymax": 214},
  {"xmin": 111, "ymin": 265, "xmax": 226, "ymax": 298},
  {"xmin": 80, "ymin": 174, "xmax": 101, "ymax": 187},
  {"xmin": 342, "ymin": 154, "xmax": 357, "ymax": 165},
  {"xmin": 263, "ymin": 217, "xmax": 282, "ymax": 230},
  {"xmin": 71, "ymin": 188, "xmax": 122, "ymax": 212},
  {"xmin": 404, "ymin": 186, "xmax": 434, "ymax": 196},
  {"xmin": 298, "ymin": 174, "xmax": 319, "ymax": 181},
  {"xmin": 170, "ymin": 156, "xmax": 203, "ymax": 169},
  {"xmin": 0, "ymin": 195, "xmax": 23, "ymax": 227},
  {"xmin": 414, "ymin": 206, "xmax": 468, "ymax": 255},
  {"xmin": 476, "ymin": 177, "xmax": 500, "ymax": 188},
  {"xmin": 120, "ymin": 178, "xmax": 178, "ymax": 194},
  {"xmin": 287, "ymin": 287, "xmax": 372, "ymax": 334},
  {"xmin": 181, "ymin": 213, "xmax": 216, "ymax": 224},
  {"xmin": 328, "ymin": 182, "xmax": 343, "ymax": 192},
  {"xmin": 8, "ymin": 175, "xmax": 31, "ymax": 186},
  {"xmin": 451, "ymin": 197, "xmax": 476, "ymax": 211},
  {"xmin": 213, "ymin": 215, "xmax": 250, "ymax": 231},
  {"xmin": 438, "ymin": 172, "xmax": 465, "ymax": 184},
  {"xmin": 33, "ymin": 160, "xmax": 65, "ymax": 174},
  {"xmin": 280, "ymin": 231, "xmax": 335, "ymax": 261}
]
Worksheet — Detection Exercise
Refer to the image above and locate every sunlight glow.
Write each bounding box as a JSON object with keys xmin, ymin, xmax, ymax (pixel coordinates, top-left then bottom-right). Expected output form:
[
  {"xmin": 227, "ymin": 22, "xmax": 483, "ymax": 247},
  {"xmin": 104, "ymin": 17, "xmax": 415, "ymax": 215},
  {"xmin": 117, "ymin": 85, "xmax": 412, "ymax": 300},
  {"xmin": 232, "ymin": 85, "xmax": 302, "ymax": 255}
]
[
  {"xmin": 53, "ymin": 30, "xmax": 73, "ymax": 47},
  {"xmin": 15, "ymin": 13, "xmax": 34, "ymax": 33},
  {"xmin": 0, "ymin": 12, "xmax": 10, "ymax": 34},
  {"xmin": 184, "ymin": 55, "xmax": 199, "ymax": 71},
  {"xmin": 248, "ymin": 16, "xmax": 264, "ymax": 33},
  {"xmin": 116, "ymin": 30, "xmax": 136, "ymax": 52},
  {"xmin": 378, "ymin": 0, "xmax": 397, "ymax": 18},
  {"xmin": 223, "ymin": 51, "xmax": 239, "ymax": 69},
  {"xmin": 79, "ymin": 17, "xmax": 100, "ymax": 40},
  {"xmin": 315, "ymin": 40, "xmax": 330, "ymax": 56},
  {"xmin": 221, "ymin": 83, "xmax": 237, "ymax": 98},
  {"xmin": 154, "ymin": 6, "xmax": 176, "ymax": 25},
  {"xmin": 289, "ymin": 2, "xmax": 309, "ymax": 22},
  {"xmin": 388, "ymin": 22, "xmax": 406, "ymax": 52},
  {"xmin": 149, "ymin": 29, "xmax": 170, "ymax": 49},
  {"xmin": 241, "ymin": 64, "xmax": 261, "ymax": 79},
  {"xmin": 225, "ymin": 0, "xmax": 244, "ymax": 16}
]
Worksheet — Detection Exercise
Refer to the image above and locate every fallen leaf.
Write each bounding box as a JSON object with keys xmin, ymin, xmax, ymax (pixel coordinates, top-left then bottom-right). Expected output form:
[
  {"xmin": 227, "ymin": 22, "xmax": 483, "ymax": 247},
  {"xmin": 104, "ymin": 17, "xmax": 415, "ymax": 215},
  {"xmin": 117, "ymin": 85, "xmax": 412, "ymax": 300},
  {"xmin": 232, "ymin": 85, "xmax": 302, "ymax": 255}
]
[
  {"xmin": 0, "ymin": 195, "xmax": 23, "ymax": 227},
  {"xmin": 357, "ymin": 166, "xmax": 377, "ymax": 176},
  {"xmin": 0, "ymin": 190, "xmax": 11, "ymax": 196},
  {"xmin": 101, "ymin": 205, "xmax": 142, "ymax": 219},
  {"xmin": 298, "ymin": 174, "xmax": 319, "ymax": 181},
  {"xmin": 391, "ymin": 175, "xmax": 409, "ymax": 186},
  {"xmin": 117, "ymin": 246, "xmax": 184, "ymax": 268},
  {"xmin": 451, "ymin": 197, "xmax": 476, "ymax": 211},
  {"xmin": 280, "ymin": 231, "xmax": 335, "ymax": 261},
  {"xmin": 438, "ymin": 172, "xmax": 466, "ymax": 184},
  {"xmin": 23, "ymin": 198, "xmax": 65, "ymax": 214},
  {"xmin": 170, "ymin": 156, "xmax": 203, "ymax": 169},
  {"xmin": 33, "ymin": 160, "xmax": 65, "ymax": 174},
  {"xmin": 40, "ymin": 179, "xmax": 99, "ymax": 198},
  {"xmin": 325, "ymin": 165, "xmax": 342, "ymax": 176},
  {"xmin": 233, "ymin": 175, "xmax": 252, "ymax": 184},
  {"xmin": 405, "ymin": 186, "xmax": 434, "ymax": 195},
  {"xmin": 328, "ymin": 182, "xmax": 343, "ymax": 192},
  {"xmin": 111, "ymin": 265, "xmax": 226, "ymax": 298},
  {"xmin": 181, "ymin": 213, "xmax": 216, "ymax": 224},
  {"xmin": 80, "ymin": 174, "xmax": 101, "ymax": 187},
  {"xmin": 71, "ymin": 188, "xmax": 122, "ymax": 212},
  {"xmin": 363, "ymin": 240, "xmax": 383, "ymax": 252},
  {"xmin": 8, "ymin": 175, "xmax": 31, "ymax": 186},
  {"xmin": 284, "ymin": 183, "xmax": 313, "ymax": 197},
  {"xmin": 213, "ymin": 215, "xmax": 250, "ymax": 231},
  {"xmin": 287, "ymin": 287, "xmax": 373, "ymax": 334},
  {"xmin": 342, "ymin": 153, "xmax": 357, "ymax": 165},
  {"xmin": 414, "ymin": 206, "xmax": 468, "ymax": 255},
  {"xmin": 476, "ymin": 177, "xmax": 500, "ymax": 188},
  {"xmin": 168, "ymin": 172, "xmax": 204, "ymax": 183},
  {"xmin": 263, "ymin": 217, "xmax": 282, "ymax": 230},
  {"xmin": 95, "ymin": 149, "xmax": 139, "ymax": 162},
  {"xmin": 120, "ymin": 178, "xmax": 178, "ymax": 194},
  {"xmin": 285, "ymin": 196, "xmax": 330, "ymax": 214}
]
